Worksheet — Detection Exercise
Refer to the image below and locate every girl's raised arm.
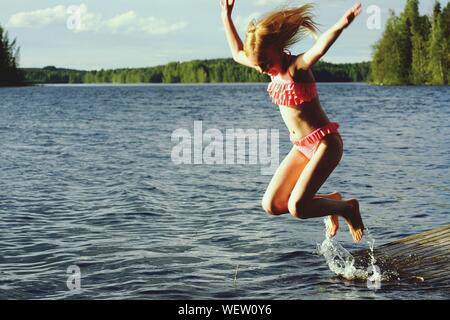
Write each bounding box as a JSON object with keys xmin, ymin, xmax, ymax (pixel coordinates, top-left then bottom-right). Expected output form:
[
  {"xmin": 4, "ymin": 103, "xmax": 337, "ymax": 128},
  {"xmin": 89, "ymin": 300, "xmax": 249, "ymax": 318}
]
[
  {"xmin": 220, "ymin": 0, "xmax": 257, "ymax": 69},
  {"xmin": 295, "ymin": 2, "xmax": 362, "ymax": 70}
]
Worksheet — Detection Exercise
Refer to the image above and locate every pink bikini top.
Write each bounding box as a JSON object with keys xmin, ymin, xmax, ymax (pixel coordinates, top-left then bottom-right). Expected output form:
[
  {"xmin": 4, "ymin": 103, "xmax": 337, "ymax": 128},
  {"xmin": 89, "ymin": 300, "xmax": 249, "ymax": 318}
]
[{"xmin": 267, "ymin": 50, "xmax": 318, "ymax": 108}]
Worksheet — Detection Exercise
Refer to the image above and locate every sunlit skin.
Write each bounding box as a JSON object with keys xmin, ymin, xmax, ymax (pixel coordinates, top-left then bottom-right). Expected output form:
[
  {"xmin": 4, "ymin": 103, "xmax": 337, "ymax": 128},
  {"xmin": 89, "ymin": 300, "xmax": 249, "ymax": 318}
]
[
  {"xmin": 249, "ymin": 47, "xmax": 364, "ymax": 240},
  {"xmin": 221, "ymin": 0, "xmax": 365, "ymax": 242}
]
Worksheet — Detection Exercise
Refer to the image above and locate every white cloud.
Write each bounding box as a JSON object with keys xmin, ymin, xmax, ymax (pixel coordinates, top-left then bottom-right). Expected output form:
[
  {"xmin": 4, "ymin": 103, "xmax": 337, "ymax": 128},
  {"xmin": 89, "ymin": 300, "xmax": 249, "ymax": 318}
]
[
  {"xmin": 139, "ymin": 17, "xmax": 188, "ymax": 35},
  {"xmin": 254, "ymin": 0, "xmax": 283, "ymax": 6},
  {"xmin": 105, "ymin": 11, "xmax": 137, "ymax": 33},
  {"xmin": 104, "ymin": 11, "xmax": 188, "ymax": 35},
  {"xmin": 8, "ymin": 5, "xmax": 67, "ymax": 28},
  {"xmin": 7, "ymin": 4, "xmax": 187, "ymax": 35},
  {"xmin": 72, "ymin": 4, "xmax": 103, "ymax": 32}
]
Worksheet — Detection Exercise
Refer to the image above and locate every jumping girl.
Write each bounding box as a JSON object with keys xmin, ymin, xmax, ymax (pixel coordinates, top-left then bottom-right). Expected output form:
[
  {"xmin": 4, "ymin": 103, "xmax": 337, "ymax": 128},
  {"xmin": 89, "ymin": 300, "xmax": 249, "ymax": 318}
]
[{"xmin": 220, "ymin": 1, "xmax": 365, "ymax": 242}]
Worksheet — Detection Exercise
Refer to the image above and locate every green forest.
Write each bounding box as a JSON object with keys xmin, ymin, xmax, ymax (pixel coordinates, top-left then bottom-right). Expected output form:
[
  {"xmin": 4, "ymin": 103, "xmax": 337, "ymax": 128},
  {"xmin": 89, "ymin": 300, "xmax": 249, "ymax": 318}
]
[
  {"xmin": 1, "ymin": 0, "xmax": 449, "ymax": 86},
  {"xmin": 0, "ymin": 25, "xmax": 24, "ymax": 86},
  {"xmin": 371, "ymin": 0, "xmax": 450, "ymax": 85},
  {"xmin": 21, "ymin": 59, "xmax": 370, "ymax": 84}
]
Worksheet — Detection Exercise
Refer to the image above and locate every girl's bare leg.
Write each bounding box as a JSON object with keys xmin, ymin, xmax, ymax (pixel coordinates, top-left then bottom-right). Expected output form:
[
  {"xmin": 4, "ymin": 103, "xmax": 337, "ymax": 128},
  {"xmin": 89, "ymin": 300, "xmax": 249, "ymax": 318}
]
[
  {"xmin": 267, "ymin": 191, "xmax": 343, "ymax": 215},
  {"xmin": 288, "ymin": 133, "xmax": 365, "ymax": 242},
  {"xmin": 315, "ymin": 192, "xmax": 342, "ymax": 237},
  {"xmin": 261, "ymin": 144, "xmax": 360, "ymax": 240}
]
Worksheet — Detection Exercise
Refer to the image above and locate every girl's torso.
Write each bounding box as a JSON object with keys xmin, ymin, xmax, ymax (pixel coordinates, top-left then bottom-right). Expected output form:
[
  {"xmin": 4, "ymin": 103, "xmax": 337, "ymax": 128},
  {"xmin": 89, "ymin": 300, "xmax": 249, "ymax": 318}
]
[{"xmin": 269, "ymin": 54, "xmax": 331, "ymax": 140}]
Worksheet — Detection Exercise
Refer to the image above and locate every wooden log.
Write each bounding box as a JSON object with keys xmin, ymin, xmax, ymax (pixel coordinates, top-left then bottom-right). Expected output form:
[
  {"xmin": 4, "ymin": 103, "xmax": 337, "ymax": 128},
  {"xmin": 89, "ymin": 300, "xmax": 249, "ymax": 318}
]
[{"xmin": 353, "ymin": 224, "xmax": 450, "ymax": 288}]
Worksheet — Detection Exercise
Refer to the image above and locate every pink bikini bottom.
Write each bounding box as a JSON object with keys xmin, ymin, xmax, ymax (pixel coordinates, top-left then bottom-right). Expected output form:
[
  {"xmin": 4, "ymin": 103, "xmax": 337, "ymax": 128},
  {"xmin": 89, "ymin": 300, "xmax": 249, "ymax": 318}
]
[{"xmin": 290, "ymin": 122, "xmax": 341, "ymax": 159}]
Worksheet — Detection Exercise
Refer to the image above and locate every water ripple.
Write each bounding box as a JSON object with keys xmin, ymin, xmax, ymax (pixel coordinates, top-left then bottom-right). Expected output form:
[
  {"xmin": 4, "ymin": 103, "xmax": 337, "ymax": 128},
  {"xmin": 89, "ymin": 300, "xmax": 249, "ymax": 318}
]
[{"xmin": 0, "ymin": 84, "xmax": 449, "ymax": 299}]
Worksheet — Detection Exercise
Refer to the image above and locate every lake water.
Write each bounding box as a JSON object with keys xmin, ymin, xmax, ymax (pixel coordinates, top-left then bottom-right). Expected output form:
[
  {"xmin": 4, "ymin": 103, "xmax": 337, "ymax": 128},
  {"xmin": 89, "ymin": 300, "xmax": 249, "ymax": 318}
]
[{"xmin": 0, "ymin": 83, "xmax": 449, "ymax": 299}]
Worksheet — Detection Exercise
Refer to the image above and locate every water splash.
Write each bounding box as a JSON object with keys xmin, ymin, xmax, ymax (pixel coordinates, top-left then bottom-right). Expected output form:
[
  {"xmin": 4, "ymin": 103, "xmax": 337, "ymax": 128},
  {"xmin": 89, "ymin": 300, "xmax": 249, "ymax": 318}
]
[
  {"xmin": 317, "ymin": 218, "xmax": 381, "ymax": 282},
  {"xmin": 365, "ymin": 228, "xmax": 382, "ymax": 285},
  {"xmin": 317, "ymin": 231, "xmax": 367, "ymax": 280}
]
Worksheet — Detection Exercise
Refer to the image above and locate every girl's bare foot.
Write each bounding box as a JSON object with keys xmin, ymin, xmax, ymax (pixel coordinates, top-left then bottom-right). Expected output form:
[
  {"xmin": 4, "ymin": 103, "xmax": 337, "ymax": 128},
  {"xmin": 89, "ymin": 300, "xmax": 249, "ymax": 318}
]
[
  {"xmin": 344, "ymin": 198, "xmax": 365, "ymax": 242},
  {"xmin": 326, "ymin": 192, "xmax": 341, "ymax": 237}
]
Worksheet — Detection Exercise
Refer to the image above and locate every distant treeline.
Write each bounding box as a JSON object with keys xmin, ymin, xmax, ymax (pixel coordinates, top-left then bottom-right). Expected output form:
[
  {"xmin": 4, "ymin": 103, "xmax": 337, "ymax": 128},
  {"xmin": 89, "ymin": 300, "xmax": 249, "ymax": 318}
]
[
  {"xmin": 371, "ymin": 0, "xmax": 450, "ymax": 85},
  {"xmin": 22, "ymin": 59, "xmax": 370, "ymax": 84},
  {"xmin": 9, "ymin": 1, "xmax": 450, "ymax": 87},
  {"xmin": 0, "ymin": 25, "xmax": 24, "ymax": 86}
]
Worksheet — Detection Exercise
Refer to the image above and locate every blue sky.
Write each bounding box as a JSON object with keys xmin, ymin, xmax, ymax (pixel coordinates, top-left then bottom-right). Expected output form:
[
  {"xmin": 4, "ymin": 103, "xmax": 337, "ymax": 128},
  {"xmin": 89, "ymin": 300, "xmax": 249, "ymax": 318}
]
[{"xmin": 0, "ymin": 0, "xmax": 446, "ymax": 70}]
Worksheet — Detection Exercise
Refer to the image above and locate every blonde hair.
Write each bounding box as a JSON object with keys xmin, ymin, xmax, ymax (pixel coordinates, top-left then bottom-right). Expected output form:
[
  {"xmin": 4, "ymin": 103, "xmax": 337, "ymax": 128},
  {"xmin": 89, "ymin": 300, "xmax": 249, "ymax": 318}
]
[{"xmin": 244, "ymin": 3, "xmax": 319, "ymax": 63}]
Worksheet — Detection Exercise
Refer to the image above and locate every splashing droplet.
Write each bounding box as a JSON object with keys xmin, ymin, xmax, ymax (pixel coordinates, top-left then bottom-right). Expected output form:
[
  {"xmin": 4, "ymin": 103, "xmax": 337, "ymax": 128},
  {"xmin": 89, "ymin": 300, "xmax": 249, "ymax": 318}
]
[{"xmin": 317, "ymin": 219, "xmax": 382, "ymax": 282}]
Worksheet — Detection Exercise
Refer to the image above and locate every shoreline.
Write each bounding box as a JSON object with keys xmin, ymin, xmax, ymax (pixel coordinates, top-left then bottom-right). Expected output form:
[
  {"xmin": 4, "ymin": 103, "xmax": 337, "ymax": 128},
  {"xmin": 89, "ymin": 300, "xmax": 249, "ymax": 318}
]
[{"xmin": 3, "ymin": 82, "xmax": 450, "ymax": 87}]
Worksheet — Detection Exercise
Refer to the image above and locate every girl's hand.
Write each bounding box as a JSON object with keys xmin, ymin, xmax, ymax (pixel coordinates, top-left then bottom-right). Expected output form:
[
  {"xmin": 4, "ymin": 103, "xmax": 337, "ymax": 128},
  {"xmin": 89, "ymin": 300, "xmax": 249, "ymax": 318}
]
[
  {"xmin": 338, "ymin": 2, "xmax": 362, "ymax": 29},
  {"xmin": 220, "ymin": 0, "xmax": 235, "ymax": 18}
]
